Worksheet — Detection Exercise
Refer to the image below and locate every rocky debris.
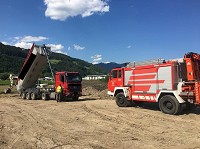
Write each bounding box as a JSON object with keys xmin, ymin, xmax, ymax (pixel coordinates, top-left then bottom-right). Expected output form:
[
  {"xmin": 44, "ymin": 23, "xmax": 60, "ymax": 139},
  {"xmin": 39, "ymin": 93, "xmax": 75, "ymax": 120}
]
[{"xmin": 82, "ymin": 86, "xmax": 112, "ymax": 100}]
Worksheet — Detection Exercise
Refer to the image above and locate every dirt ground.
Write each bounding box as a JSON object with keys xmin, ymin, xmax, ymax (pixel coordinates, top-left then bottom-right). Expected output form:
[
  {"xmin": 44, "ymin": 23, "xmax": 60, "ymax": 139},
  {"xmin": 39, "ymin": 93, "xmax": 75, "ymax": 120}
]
[{"xmin": 1, "ymin": 91, "xmax": 200, "ymax": 149}]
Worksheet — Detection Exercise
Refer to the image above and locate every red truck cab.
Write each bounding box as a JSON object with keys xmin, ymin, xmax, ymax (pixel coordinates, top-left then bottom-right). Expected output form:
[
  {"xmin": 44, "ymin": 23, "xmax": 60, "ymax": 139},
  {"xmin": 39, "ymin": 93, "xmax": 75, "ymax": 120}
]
[{"xmin": 55, "ymin": 71, "xmax": 82, "ymax": 101}]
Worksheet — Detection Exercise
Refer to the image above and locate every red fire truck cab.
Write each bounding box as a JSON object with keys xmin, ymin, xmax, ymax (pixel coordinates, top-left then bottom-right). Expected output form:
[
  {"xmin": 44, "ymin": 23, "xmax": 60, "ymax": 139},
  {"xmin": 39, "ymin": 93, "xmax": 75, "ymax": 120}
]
[{"xmin": 108, "ymin": 52, "xmax": 200, "ymax": 115}]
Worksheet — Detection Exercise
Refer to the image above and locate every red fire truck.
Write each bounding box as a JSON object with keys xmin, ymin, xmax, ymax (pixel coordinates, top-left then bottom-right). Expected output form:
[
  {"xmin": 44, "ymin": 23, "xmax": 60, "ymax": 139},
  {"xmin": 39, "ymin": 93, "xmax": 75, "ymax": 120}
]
[{"xmin": 108, "ymin": 52, "xmax": 200, "ymax": 115}]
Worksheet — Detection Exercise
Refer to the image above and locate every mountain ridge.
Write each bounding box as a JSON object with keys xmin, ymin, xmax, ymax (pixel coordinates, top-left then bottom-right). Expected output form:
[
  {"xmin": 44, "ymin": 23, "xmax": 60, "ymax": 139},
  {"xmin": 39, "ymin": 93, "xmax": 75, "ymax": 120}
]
[
  {"xmin": 95, "ymin": 62, "xmax": 126, "ymax": 73},
  {"xmin": 0, "ymin": 42, "xmax": 106, "ymax": 77}
]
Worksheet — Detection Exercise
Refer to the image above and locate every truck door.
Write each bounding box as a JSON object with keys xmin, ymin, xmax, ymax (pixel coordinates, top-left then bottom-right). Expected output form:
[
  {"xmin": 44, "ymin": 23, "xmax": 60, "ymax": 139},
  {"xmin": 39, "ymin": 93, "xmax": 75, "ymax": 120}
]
[
  {"xmin": 55, "ymin": 73, "xmax": 66, "ymax": 89},
  {"xmin": 108, "ymin": 68, "xmax": 123, "ymax": 92}
]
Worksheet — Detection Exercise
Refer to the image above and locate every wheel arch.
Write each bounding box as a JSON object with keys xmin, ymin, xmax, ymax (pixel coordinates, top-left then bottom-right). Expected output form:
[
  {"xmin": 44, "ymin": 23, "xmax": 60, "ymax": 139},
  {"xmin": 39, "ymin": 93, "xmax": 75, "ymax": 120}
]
[
  {"xmin": 157, "ymin": 91, "xmax": 185, "ymax": 103},
  {"xmin": 114, "ymin": 87, "xmax": 129, "ymax": 97},
  {"xmin": 114, "ymin": 89, "xmax": 124, "ymax": 96}
]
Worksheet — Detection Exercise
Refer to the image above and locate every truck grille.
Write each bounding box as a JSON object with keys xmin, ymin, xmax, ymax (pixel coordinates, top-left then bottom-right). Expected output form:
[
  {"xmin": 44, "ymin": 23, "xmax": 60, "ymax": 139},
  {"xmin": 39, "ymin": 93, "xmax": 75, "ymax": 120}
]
[{"xmin": 68, "ymin": 84, "xmax": 81, "ymax": 92}]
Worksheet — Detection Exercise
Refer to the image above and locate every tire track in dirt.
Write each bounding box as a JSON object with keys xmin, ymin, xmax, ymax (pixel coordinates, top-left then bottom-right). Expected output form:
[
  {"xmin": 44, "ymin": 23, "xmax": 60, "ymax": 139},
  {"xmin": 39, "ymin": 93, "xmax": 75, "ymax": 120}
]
[
  {"xmin": 81, "ymin": 102, "xmax": 200, "ymax": 149},
  {"xmin": 12, "ymin": 103, "xmax": 69, "ymax": 148},
  {"xmin": 80, "ymin": 103, "xmax": 143, "ymax": 146},
  {"xmin": 1, "ymin": 95, "xmax": 200, "ymax": 149},
  {"xmin": 0, "ymin": 102, "xmax": 61, "ymax": 148},
  {"xmin": 81, "ymin": 104, "xmax": 138, "ymax": 128}
]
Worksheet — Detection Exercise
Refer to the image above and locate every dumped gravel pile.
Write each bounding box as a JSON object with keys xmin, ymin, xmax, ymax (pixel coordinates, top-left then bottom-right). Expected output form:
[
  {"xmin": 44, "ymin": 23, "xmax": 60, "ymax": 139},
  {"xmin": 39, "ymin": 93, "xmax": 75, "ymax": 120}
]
[{"xmin": 82, "ymin": 86, "xmax": 112, "ymax": 100}]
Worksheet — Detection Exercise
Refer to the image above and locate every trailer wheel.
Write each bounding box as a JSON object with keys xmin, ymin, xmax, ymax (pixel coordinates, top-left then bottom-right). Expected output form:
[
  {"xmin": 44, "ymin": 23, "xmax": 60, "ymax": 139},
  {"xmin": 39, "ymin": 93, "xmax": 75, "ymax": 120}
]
[
  {"xmin": 159, "ymin": 95, "xmax": 180, "ymax": 115},
  {"xmin": 31, "ymin": 92, "xmax": 37, "ymax": 100},
  {"xmin": 21, "ymin": 92, "xmax": 26, "ymax": 99},
  {"xmin": 26, "ymin": 93, "xmax": 31, "ymax": 100},
  {"xmin": 42, "ymin": 93, "xmax": 49, "ymax": 100},
  {"xmin": 115, "ymin": 92, "xmax": 132, "ymax": 107}
]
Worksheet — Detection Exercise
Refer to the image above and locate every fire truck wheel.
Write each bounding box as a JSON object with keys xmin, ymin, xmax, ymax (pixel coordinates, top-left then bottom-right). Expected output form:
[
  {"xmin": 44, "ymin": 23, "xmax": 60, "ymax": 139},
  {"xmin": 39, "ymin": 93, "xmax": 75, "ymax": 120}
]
[
  {"xmin": 26, "ymin": 93, "xmax": 31, "ymax": 100},
  {"xmin": 31, "ymin": 92, "xmax": 37, "ymax": 100},
  {"xmin": 159, "ymin": 95, "xmax": 180, "ymax": 115},
  {"xmin": 21, "ymin": 92, "xmax": 26, "ymax": 99},
  {"xmin": 115, "ymin": 93, "xmax": 132, "ymax": 107}
]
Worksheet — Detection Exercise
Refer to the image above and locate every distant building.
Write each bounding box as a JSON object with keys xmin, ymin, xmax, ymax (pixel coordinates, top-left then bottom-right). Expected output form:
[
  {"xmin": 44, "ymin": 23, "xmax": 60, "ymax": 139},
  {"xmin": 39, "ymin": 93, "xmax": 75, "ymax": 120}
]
[
  {"xmin": 45, "ymin": 77, "xmax": 53, "ymax": 80},
  {"xmin": 38, "ymin": 77, "xmax": 53, "ymax": 81},
  {"xmin": 83, "ymin": 75, "xmax": 107, "ymax": 80}
]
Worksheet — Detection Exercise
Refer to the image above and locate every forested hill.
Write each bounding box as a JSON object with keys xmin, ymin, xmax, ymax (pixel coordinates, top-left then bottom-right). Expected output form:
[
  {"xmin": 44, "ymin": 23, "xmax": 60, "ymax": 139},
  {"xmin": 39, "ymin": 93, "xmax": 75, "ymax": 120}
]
[{"xmin": 0, "ymin": 42, "xmax": 106, "ymax": 78}]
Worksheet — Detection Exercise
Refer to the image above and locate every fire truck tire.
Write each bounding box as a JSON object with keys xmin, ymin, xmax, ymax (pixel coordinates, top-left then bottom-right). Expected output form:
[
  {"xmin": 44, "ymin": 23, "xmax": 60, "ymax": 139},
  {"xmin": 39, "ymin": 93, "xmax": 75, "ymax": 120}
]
[
  {"xmin": 159, "ymin": 95, "xmax": 180, "ymax": 115},
  {"xmin": 31, "ymin": 92, "xmax": 37, "ymax": 100},
  {"xmin": 21, "ymin": 92, "xmax": 26, "ymax": 99},
  {"xmin": 115, "ymin": 93, "xmax": 132, "ymax": 107},
  {"xmin": 26, "ymin": 93, "xmax": 31, "ymax": 100}
]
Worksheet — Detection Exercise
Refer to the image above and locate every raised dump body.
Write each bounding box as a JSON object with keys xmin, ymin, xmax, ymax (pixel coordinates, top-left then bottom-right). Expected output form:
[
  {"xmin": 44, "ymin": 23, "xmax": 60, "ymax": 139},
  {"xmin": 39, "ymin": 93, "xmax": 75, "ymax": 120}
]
[{"xmin": 17, "ymin": 44, "xmax": 50, "ymax": 92}]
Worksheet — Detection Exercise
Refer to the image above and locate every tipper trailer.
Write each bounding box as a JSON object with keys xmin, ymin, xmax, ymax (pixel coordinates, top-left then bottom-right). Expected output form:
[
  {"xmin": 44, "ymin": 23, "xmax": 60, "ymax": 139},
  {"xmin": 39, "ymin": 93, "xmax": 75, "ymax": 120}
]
[
  {"xmin": 107, "ymin": 52, "xmax": 200, "ymax": 115},
  {"xmin": 16, "ymin": 44, "xmax": 82, "ymax": 101}
]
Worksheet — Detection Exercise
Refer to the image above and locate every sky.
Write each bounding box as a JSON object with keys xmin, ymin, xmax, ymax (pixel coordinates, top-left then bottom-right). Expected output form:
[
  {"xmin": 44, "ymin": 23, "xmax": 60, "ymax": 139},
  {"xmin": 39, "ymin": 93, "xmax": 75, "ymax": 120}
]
[{"xmin": 0, "ymin": 0, "xmax": 200, "ymax": 64}]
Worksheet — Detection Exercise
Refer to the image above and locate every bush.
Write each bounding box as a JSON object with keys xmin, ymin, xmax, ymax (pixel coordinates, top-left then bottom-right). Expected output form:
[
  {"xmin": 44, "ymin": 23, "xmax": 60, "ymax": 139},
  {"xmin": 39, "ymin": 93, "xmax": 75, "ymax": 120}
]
[{"xmin": 0, "ymin": 73, "xmax": 9, "ymax": 80}]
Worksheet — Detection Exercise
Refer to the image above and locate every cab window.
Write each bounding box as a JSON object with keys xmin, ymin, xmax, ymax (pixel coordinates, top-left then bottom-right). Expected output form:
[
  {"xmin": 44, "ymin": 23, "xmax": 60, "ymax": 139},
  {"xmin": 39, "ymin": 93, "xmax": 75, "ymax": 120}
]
[
  {"xmin": 60, "ymin": 74, "xmax": 64, "ymax": 82},
  {"xmin": 112, "ymin": 70, "xmax": 117, "ymax": 78},
  {"xmin": 118, "ymin": 70, "xmax": 122, "ymax": 78},
  {"xmin": 111, "ymin": 70, "xmax": 122, "ymax": 78}
]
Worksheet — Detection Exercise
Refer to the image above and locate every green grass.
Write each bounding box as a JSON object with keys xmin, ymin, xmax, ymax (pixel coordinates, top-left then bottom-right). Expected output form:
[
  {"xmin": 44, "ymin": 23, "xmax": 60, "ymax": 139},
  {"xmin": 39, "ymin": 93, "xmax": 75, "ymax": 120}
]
[
  {"xmin": 50, "ymin": 59, "xmax": 61, "ymax": 65},
  {"xmin": 0, "ymin": 85, "xmax": 17, "ymax": 94},
  {"xmin": 39, "ymin": 80, "xmax": 54, "ymax": 85},
  {"xmin": 0, "ymin": 80, "xmax": 10, "ymax": 85}
]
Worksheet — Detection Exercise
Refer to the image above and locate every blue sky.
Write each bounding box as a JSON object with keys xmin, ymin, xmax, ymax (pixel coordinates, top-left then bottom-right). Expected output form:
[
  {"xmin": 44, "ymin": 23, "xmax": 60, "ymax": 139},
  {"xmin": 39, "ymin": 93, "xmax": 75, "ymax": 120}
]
[{"xmin": 0, "ymin": 0, "xmax": 200, "ymax": 64}]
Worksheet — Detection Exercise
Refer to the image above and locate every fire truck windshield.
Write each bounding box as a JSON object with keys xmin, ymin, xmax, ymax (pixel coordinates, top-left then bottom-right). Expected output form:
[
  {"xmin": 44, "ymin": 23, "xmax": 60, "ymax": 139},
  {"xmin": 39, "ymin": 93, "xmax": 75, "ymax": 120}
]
[{"xmin": 66, "ymin": 73, "xmax": 81, "ymax": 82}]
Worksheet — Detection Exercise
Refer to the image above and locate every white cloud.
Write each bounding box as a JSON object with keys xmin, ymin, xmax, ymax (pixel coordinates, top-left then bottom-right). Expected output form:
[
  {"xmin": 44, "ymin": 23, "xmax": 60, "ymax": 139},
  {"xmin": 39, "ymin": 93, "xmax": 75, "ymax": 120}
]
[
  {"xmin": 127, "ymin": 45, "xmax": 131, "ymax": 49},
  {"xmin": 2, "ymin": 35, "xmax": 67, "ymax": 55},
  {"xmin": 14, "ymin": 35, "xmax": 48, "ymax": 49},
  {"xmin": 14, "ymin": 42, "xmax": 33, "ymax": 49},
  {"xmin": 44, "ymin": 0, "xmax": 110, "ymax": 21},
  {"xmin": 73, "ymin": 44, "xmax": 85, "ymax": 51},
  {"xmin": 91, "ymin": 54, "xmax": 102, "ymax": 64},
  {"xmin": 11, "ymin": 35, "xmax": 67, "ymax": 55},
  {"xmin": 14, "ymin": 36, "xmax": 48, "ymax": 43},
  {"xmin": 2, "ymin": 41, "xmax": 10, "ymax": 45},
  {"xmin": 46, "ymin": 44, "xmax": 67, "ymax": 54},
  {"xmin": 21, "ymin": 36, "xmax": 48, "ymax": 42},
  {"xmin": 104, "ymin": 61, "xmax": 110, "ymax": 64}
]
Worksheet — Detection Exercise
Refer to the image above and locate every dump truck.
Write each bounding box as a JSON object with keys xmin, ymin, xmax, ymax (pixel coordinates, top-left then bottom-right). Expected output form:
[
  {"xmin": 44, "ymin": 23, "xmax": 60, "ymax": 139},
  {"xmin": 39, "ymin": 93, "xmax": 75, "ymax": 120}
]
[
  {"xmin": 107, "ymin": 52, "xmax": 200, "ymax": 115},
  {"xmin": 16, "ymin": 44, "xmax": 82, "ymax": 101}
]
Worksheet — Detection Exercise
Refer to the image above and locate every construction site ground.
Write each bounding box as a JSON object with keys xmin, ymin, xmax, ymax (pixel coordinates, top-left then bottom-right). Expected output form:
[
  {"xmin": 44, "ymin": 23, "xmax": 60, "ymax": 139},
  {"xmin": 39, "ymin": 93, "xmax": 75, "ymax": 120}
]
[{"xmin": 1, "ymin": 82, "xmax": 200, "ymax": 149}]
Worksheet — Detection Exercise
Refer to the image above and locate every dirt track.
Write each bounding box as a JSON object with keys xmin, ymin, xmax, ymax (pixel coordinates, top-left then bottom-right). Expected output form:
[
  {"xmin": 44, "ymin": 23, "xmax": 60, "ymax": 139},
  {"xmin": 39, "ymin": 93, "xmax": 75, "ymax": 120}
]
[{"xmin": 1, "ymin": 94, "xmax": 200, "ymax": 149}]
